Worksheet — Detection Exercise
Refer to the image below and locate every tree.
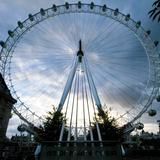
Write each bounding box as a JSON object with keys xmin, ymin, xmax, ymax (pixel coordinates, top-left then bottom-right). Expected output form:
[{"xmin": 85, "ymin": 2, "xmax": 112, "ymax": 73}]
[
  {"xmin": 37, "ymin": 107, "xmax": 68, "ymax": 141},
  {"xmin": 148, "ymin": 0, "xmax": 160, "ymax": 22},
  {"xmin": 88, "ymin": 108, "xmax": 123, "ymax": 141}
]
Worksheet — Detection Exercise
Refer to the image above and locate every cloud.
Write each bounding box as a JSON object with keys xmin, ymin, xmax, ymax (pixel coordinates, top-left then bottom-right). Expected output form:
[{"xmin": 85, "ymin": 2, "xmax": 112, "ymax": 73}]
[
  {"xmin": 6, "ymin": 115, "xmax": 21, "ymax": 138},
  {"xmin": 0, "ymin": 0, "xmax": 159, "ymax": 138},
  {"xmin": 144, "ymin": 123, "xmax": 159, "ymax": 133}
]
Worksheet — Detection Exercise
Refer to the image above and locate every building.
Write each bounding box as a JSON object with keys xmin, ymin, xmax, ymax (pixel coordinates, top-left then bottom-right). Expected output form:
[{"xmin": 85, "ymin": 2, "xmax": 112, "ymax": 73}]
[{"xmin": 0, "ymin": 73, "xmax": 16, "ymax": 142}]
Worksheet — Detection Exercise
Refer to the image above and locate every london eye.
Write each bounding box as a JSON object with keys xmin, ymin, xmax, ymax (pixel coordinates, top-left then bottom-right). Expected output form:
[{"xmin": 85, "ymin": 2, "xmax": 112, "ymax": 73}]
[{"xmin": 0, "ymin": 2, "xmax": 160, "ymax": 139}]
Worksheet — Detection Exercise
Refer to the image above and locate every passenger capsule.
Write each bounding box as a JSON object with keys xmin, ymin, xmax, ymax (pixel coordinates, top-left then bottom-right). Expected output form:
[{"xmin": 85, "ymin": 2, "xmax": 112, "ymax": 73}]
[
  {"xmin": 65, "ymin": 2, "xmax": 69, "ymax": 9},
  {"xmin": 102, "ymin": 5, "xmax": 107, "ymax": 12},
  {"xmin": 125, "ymin": 14, "xmax": 130, "ymax": 21},
  {"xmin": 8, "ymin": 30, "xmax": 14, "ymax": 37},
  {"xmin": 90, "ymin": 2, "xmax": 94, "ymax": 10},
  {"xmin": 154, "ymin": 41, "xmax": 159, "ymax": 47},
  {"xmin": 28, "ymin": 14, "xmax": 34, "ymax": 21},
  {"xmin": 114, "ymin": 8, "xmax": 119, "ymax": 16},
  {"xmin": 0, "ymin": 41, "xmax": 6, "ymax": 48},
  {"xmin": 52, "ymin": 4, "xmax": 57, "ymax": 12},
  {"xmin": 78, "ymin": 1, "xmax": 81, "ymax": 9},
  {"xmin": 136, "ymin": 21, "xmax": 141, "ymax": 28},
  {"xmin": 146, "ymin": 30, "xmax": 151, "ymax": 35},
  {"xmin": 156, "ymin": 95, "xmax": 160, "ymax": 102},
  {"xmin": 40, "ymin": 8, "xmax": 45, "ymax": 16},
  {"xmin": 136, "ymin": 123, "xmax": 144, "ymax": 130},
  {"xmin": 148, "ymin": 109, "xmax": 157, "ymax": 117},
  {"xmin": 17, "ymin": 21, "xmax": 23, "ymax": 29},
  {"xmin": 17, "ymin": 125, "xmax": 25, "ymax": 132}
]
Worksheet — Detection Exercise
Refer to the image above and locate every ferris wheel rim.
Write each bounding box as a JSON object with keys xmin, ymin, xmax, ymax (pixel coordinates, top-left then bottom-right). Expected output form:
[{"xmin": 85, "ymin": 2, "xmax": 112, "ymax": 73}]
[{"xmin": 0, "ymin": 2, "xmax": 159, "ymax": 127}]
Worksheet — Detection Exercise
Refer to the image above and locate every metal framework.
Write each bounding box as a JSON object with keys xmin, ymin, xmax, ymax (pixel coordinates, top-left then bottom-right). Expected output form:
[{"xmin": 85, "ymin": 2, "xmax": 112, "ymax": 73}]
[
  {"xmin": 0, "ymin": 2, "xmax": 159, "ymax": 129},
  {"xmin": 58, "ymin": 40, "xmax": 103, "ymax": 141}
]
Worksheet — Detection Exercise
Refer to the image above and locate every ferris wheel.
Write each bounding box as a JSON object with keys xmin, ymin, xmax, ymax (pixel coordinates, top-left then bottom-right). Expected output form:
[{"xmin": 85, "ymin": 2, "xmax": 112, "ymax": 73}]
[{"xmin": 0, "ymin": 2, "xmax": 160, "ymax": 132}]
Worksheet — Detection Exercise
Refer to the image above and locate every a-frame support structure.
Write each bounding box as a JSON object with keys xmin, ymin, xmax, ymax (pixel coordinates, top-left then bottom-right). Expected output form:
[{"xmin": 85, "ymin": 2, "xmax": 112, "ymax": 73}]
[{"xmin": 58, "ymin": 40, "xmax": 102, "ymax": 142}]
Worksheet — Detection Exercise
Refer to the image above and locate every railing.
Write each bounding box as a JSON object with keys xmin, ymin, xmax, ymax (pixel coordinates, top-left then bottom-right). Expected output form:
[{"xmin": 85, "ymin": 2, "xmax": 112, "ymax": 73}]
[{"xmin": 35, "ymin": 141, "xmax": 124, "ymax": 160}]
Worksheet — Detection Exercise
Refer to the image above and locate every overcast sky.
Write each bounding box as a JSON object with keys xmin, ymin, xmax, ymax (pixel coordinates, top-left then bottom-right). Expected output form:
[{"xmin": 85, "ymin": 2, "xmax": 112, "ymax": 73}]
[{"xmin": 0, "ymin": 0, "xmax": 159, "ymax": 138}]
